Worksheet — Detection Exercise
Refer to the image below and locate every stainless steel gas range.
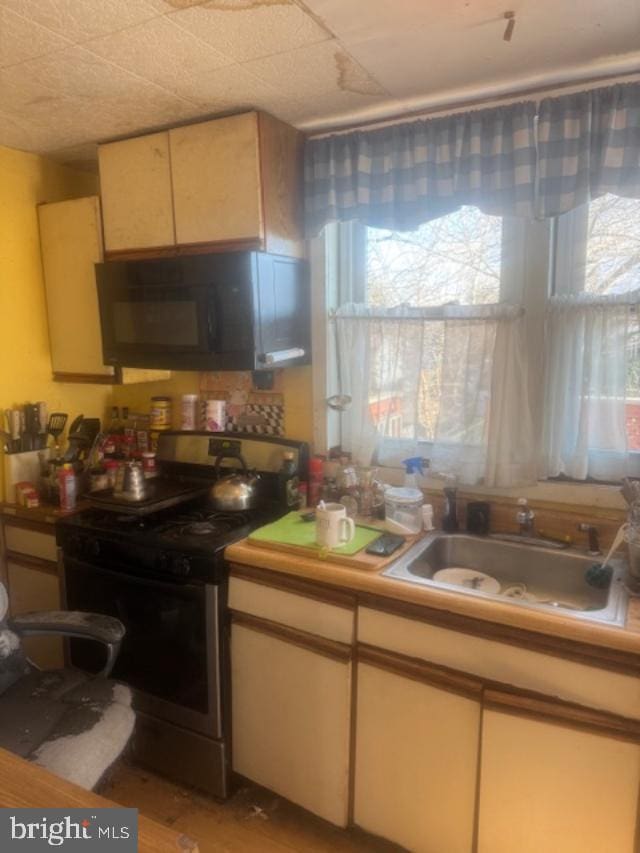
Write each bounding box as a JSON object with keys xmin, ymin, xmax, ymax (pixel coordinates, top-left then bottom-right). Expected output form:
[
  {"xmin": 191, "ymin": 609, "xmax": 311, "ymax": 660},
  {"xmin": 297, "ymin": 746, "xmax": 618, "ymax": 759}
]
[{"xmin": 56, "ymin": 432, "xmax": 308, "ymax": 797}]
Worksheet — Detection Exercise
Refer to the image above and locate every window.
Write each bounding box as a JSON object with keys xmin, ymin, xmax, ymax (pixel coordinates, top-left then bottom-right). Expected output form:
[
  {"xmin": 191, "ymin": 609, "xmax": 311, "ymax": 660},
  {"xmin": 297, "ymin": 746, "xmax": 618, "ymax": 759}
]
[
  {"xmin": 318, "ymin": 196, "xmax": 640, "ymax": 484},
  {"xmin": 554, "ymin": 194, "xmax": 640, "ymax": 460},
  {"xmin": 365, "ymin": 208, "xmax": 506, "ymax": 445}
]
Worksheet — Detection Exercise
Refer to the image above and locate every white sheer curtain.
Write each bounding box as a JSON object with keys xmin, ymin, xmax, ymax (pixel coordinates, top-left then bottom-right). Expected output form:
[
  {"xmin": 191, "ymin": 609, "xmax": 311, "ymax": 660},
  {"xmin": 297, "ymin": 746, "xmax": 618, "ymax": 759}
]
[
  {"xmin": 543, "ymin": 293, "xmax": 639, "ymax": 481},
  {"xmin": 335, "ymin": 303, "xmax": 535, "ymax": 487}
]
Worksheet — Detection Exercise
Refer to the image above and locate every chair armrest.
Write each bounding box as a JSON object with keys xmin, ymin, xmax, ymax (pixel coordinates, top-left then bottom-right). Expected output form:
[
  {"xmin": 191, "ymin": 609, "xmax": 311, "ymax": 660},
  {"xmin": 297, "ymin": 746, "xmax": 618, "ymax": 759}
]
[{"xmin": 11, "ymin": 611, "xmax": 125, "ymax": 677}]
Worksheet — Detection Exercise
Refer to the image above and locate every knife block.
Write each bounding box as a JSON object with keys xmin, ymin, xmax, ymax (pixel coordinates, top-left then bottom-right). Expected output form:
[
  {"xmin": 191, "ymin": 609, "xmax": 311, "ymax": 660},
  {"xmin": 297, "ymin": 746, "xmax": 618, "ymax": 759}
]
[{"xmin": 4, "ymin": 449, "xmax": 50, "ymax": 503}]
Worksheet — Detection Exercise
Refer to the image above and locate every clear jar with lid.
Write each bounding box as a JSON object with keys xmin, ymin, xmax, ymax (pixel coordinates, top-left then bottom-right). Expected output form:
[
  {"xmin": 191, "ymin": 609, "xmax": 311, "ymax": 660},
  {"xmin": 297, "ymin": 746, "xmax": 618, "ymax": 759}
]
[{"xmin": 384, "ymin": 486, "xmax": 423, "ymax": 534}]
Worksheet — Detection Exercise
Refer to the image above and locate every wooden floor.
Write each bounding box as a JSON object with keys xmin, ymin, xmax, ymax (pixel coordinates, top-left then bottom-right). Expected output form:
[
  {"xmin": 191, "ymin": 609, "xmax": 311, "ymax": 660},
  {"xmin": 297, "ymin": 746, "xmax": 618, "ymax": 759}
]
[{"xmin": 103, "ymin": 762, "xmax": 403, "ymax": 853}]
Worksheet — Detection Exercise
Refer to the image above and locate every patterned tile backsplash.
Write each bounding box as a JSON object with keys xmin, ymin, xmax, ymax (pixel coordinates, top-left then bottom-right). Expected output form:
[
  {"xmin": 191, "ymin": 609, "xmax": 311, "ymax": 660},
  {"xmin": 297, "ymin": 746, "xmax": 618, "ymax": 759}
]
[{"xmin": 199, "ymin": 371, "xmax": 285, "ymax": 436}]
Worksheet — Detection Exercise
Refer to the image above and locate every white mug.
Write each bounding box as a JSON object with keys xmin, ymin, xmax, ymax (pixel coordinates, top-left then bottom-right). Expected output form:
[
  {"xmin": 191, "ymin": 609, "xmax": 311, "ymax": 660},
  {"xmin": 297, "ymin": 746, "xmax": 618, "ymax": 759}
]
[{"xmin": 316, "ymin": 502, "xmax": 356, "ymax": 549}]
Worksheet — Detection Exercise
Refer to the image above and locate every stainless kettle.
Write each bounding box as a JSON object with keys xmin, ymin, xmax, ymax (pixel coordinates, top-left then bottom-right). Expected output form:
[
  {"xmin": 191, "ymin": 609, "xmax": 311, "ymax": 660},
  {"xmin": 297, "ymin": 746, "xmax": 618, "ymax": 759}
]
[
  {"xmin": 114, "ymin": 461, "xmax": 147, "ymax": 501},
  {"xmin": 211, "ymin": 453, "xmax": 260, "ymax": 511}
]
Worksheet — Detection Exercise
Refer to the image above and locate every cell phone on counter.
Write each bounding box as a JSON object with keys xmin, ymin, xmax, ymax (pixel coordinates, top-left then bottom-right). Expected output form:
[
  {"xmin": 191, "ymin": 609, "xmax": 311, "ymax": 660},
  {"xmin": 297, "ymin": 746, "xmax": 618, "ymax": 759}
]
[{"xmin": 365, "ymin": 532, "xmax": 405, "ymax": 557}]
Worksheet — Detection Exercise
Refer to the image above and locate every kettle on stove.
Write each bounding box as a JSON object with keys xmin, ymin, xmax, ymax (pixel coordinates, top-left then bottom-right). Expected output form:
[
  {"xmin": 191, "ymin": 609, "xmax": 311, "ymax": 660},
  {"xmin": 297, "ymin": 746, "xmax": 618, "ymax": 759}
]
[{"xmin": 211, "ymin": 452, "xmax": 260, "ymax": 511}]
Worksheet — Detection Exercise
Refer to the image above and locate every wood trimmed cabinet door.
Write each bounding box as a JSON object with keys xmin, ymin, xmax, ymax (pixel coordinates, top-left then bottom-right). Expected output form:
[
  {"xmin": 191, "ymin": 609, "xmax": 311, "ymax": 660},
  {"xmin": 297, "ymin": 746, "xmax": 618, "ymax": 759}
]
[
  {"xmin": 169, "ymin": 113, "xmax": 263, "ymax": 250},
  {"xmin": 230, "ymin": 614, "xmax": 352, "ymax": 827},
  {"xmin": 354, "ymin": 648, "xmax": 482, "ymax": 853},
  {"xmin": 477, "ymin": 697, "xmax": 640, "ymax": 853},
  {"xmin": 98, "ymin": 131, "xmax": 175, "ymax": 254},
  {"xmin": 38, "ymin": 196, "xmax": 170, "ymax": 385}
]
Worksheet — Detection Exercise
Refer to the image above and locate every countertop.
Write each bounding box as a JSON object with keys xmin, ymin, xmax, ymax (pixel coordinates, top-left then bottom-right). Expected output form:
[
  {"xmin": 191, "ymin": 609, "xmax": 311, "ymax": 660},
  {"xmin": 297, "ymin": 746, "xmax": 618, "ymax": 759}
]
[
  {"xmin": 226, "ymin": 536, "xmax": 640, "ymax": 659},
  {"xmin": 1, "ymin": 501, "xmax": 87, "ymax": 526}
]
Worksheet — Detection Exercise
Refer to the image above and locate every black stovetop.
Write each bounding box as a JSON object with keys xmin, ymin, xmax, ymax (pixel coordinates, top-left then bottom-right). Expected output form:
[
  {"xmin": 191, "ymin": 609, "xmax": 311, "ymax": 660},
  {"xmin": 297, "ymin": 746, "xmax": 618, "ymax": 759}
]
[{"xmin": 56, "ymin": 496, "xmax": 280, "ymax": 582}]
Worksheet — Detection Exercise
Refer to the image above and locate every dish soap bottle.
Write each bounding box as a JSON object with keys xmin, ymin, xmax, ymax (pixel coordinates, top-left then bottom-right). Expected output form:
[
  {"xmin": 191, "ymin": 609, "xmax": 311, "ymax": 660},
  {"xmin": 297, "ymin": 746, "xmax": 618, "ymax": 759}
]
[{"xmin": 278, "ymin": 451, "xmax": 300, "ymax": 511}]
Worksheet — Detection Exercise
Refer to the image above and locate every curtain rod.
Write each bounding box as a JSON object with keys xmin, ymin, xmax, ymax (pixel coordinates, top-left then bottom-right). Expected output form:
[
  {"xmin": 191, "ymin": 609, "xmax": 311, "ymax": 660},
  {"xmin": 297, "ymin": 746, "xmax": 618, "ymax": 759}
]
[{"xmin": 307, "ymin": 68, "xmax": 640, "ymax": 140}]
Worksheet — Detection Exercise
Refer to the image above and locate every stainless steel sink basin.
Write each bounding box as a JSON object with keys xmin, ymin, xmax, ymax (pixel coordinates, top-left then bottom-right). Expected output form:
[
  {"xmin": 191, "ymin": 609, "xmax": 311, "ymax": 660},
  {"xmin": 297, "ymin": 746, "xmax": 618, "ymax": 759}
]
[{"xmin": 383, "ymin": 533, "xmax": 628, "ymax": 626}]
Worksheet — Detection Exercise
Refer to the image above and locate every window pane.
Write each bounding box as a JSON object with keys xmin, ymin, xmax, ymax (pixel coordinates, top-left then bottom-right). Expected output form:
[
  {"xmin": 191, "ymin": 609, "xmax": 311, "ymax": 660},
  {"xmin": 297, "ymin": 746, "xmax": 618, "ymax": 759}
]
[
  {"xmin": 366, "ymin": 207, "xmax": 502, "ymax": 308},
  {"xmin": 364, "ymin": 207, "xmax": 502, "ymax": 442},
  {"xmin": 586, "ymin": 195, "xmax": 640, "ymax": 295}
]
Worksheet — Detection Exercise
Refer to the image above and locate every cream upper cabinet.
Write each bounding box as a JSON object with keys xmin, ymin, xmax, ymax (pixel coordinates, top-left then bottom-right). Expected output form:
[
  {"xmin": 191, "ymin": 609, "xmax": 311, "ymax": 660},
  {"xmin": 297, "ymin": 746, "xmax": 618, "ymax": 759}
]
[
  {"xmin": 478, "ymin": 704, "xmax": 640, "ymax": 853},
  {"xmin": 98, "ymin": 111, "xmax": 303, "ymax": 259},
  {"xmin": 38, "ymin": 196, "xmax": 170, "ymax": 384},
  {"xmin": 354, "ymin": 657, "xmax": 481, "ymax": 853},
  {"xmin": 170, "ymin": 113, "xmax": 263, "ymax": 247},
  {"xmin": 39, "ymin": 196, "xmax": 111, "ymax": 378},
  {"xmin": 98, "ymin": 131, "xmax": 175, "ymax": 254}
]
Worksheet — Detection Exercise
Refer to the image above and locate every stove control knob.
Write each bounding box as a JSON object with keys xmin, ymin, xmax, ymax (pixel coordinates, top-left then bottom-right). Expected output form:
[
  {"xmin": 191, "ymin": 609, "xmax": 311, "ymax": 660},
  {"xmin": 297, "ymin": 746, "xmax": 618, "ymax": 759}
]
[{"xmin": 173, "ymin": 556, "xmax": 191, "ymax": 576}]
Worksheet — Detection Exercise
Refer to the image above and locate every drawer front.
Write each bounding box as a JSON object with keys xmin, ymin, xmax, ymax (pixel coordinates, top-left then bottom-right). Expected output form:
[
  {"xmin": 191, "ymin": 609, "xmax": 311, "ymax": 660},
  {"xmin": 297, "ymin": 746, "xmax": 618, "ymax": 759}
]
[
  {"xmin": 5, "ymin": 525, "xmax": 57, "ymax": 563},
  {"xmin": 229, "ymin": 576, "xmax": 354, "ymax": 644},
  {"xmin": 358, "ymin": 606, "xmax": 640, "ymax": 720}
]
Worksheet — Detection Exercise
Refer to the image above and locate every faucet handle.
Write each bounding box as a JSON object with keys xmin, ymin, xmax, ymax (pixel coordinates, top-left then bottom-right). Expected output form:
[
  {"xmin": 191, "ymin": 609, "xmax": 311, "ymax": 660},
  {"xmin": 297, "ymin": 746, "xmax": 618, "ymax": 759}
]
[
  {"xmin": 516, "ymin": 498, "xmax": 535, "ymax": 521},
  {"xmin": 578, "ymin": 523, "xmax": 602, "ymax": 557}
]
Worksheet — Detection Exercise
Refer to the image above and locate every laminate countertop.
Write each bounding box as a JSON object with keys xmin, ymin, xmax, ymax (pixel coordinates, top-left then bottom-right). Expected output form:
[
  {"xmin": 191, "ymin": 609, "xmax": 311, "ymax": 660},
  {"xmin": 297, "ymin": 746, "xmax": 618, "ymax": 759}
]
[{"xmin": 226, "ymin": 536, "xmax": 640, "ymax": 662}]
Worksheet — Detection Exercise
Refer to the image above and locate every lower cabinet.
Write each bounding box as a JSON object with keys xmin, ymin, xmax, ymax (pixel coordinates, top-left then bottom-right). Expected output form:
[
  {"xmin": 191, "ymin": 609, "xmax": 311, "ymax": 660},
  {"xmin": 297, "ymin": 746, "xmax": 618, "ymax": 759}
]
[
  {"xmin": 231, "ymin": 616, "xmax": 352, "ymax": 826},
  {"xmin": 478, "ymin": 698, "xmax": 640, "ymax": 853},
  {"xmin": 354, "ymin": 651, "xmax": 481, "ymax": 853},
  {"xmin": 7, "ymin": 560, "xmax": 64, "ymax": 670}
]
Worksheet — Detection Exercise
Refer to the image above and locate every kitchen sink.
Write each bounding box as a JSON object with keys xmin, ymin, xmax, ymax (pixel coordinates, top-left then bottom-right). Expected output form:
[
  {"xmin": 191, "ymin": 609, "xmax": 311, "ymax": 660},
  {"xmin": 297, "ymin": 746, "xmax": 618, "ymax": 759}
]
[{"xmin": 383, "ymin": 533, "xmax": 628, "ymax": 626}]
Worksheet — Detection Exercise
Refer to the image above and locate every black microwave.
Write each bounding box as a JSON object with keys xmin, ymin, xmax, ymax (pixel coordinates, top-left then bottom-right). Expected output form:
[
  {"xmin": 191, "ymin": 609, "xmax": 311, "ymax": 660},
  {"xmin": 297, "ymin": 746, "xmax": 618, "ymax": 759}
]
[{"xmin": 96, "ymin": 251, "xmax": 310, "ymax": 371}]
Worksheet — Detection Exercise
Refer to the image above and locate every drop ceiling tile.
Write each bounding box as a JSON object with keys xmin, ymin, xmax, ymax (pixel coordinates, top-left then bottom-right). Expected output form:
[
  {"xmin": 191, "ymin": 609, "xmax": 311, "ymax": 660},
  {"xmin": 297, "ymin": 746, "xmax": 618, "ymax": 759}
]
[
  {"xmin": 241, "ymin": 38, "xmax": 387, "ymax": 102},
  {"xmin": 0, "ymin": 47, "xmax": 198, "ymax": 148},
  {"xmin": 164, "ymin": 0, "xmax": 330, "ymax": 63},
  {"xmin": 0, "ymin": 7, "xmax": 72, "ymax": 67},
  {"xmin": 85, "ymin": 15, "xmax": 231, "ymax": 97},
  {"xmin": 0, "ymin": 0, "xmax": 162, "ymax": 44},
  {"xmin": 153, "ymin": 61, "xmax": 281, "ymax": 110}
]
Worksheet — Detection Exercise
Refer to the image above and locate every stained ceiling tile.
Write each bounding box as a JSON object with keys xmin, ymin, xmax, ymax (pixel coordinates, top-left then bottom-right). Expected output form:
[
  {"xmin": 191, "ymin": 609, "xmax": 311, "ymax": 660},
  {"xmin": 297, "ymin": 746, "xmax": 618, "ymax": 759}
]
[
  {"xmin": 241, "ymin": 38, "xmax": 387, "ymax": 100},
  {"xmin": 0, "ymin": 0, "xmax": 162, "ymax": 43},
  {"xmin": 304, "ymin": 0, "xmax": 640, "ymax": 99},
  {"xmin": 85, "ymin": 15, "xmax": 231, "ymax": 97},
  {"xmin": 163, "ymin": 0, "xmax": 331, "ymax": 63},
  {"xmin": 0, "ymin": 6, "xmax": 71, "ymax": 67}
]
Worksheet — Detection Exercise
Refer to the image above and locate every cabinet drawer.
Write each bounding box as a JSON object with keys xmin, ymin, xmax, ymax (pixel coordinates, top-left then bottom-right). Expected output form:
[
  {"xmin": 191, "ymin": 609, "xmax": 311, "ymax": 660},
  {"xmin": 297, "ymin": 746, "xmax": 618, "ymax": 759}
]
[
  {"xmin": 5, "ymin": 525, "xmax": 57, "ymax": 563},
  {"xmin": 229, "ymin": 575, "xmax": 354, "ymax": 644},
  {"xmin": 358, "ymin": 606, "xmax": 640, "ymax": 720}
]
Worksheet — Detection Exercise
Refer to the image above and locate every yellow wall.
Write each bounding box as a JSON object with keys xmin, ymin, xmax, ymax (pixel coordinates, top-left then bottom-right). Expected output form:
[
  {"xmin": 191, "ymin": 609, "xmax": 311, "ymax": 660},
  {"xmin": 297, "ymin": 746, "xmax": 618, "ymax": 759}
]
[
  {"xmin": 0, "ymin": 146, "xmax": 111, "ymax": 491},
  {"xmin": 0, "ymin": 142, "xmax": 314, "ymax": 504}
]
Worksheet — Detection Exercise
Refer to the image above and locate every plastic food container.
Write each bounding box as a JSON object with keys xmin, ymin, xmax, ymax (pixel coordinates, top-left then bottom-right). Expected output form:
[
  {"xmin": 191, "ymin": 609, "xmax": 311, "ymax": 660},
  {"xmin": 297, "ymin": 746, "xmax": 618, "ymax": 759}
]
[{"xmin": 384, "ymin": 487, "xmax": 423, "ymax": 534}]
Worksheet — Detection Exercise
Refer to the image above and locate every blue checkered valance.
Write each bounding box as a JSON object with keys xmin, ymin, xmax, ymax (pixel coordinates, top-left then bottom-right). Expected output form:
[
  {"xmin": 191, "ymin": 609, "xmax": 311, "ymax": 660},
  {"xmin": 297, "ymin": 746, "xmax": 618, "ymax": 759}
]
[
  {"xmin": 304, "ymin": 102, "xmax": 538, "ymax": 236},
  {"xmin": 304, "ymin": 83, "xmax": 640, "ymax": 235},
  {"xmin": 537, "ymin": 83, "xmax": 640, "ymax": 218}
]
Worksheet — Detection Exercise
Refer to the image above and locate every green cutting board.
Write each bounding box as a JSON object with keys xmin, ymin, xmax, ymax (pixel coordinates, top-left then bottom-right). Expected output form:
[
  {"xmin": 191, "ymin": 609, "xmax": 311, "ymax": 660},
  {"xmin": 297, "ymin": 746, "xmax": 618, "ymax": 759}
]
[{"xmin": 248, "ymin": 512, "xmax": 381, "ymax": 556}]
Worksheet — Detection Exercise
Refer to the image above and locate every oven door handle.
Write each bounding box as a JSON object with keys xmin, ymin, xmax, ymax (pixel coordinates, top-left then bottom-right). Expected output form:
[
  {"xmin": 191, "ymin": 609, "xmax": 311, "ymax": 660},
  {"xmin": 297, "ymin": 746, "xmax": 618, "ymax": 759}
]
[{"xmin": 63, "ymin": 555, "xmax": 205, "ymax": 595}]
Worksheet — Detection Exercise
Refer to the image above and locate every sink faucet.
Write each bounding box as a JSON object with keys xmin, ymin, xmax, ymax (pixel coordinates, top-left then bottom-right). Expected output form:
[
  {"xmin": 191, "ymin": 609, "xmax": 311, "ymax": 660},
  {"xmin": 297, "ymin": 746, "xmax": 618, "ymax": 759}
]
[
  {"xmin": 577, "ymin": 523, "xmax": 602, "ymax": 557},
  {"xmin": 516, "ymin": 498, "xmax": 535, "ymax": 536}
]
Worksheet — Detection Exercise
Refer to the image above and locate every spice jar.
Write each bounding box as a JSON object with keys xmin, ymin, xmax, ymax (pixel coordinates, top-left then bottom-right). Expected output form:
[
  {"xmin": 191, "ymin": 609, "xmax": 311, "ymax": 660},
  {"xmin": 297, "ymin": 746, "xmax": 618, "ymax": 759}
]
[{"xmin": 150, "ymin": 396, "xmax": 172, "ymax": 430}]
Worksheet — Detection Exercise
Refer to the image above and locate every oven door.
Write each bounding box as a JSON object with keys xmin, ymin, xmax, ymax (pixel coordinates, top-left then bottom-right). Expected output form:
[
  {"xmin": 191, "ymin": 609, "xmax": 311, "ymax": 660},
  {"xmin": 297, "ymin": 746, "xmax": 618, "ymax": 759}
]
[{"xmin": 63, "ymin": 556, "xmax": 222, "ymax": 738}]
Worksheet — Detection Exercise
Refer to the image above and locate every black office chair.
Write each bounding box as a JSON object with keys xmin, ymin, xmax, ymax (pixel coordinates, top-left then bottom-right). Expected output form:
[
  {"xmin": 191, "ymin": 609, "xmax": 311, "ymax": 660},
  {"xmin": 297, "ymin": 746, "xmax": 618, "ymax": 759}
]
[{"xmin": 0, "ymin": 586, "xmax": 134, "ymax": 791}]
